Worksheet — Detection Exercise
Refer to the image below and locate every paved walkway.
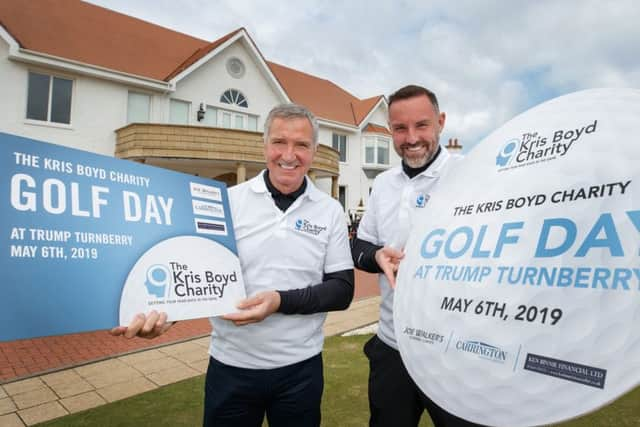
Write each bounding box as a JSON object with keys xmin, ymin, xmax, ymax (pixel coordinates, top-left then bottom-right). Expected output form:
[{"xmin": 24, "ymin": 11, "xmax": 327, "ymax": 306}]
[
  {"xmin": 0, "ymin": 295, "xmax": 381, "ymax": 426},
  {"xmin": 0, "ymin": 271, "xmax": 379, "ymax": 382}
]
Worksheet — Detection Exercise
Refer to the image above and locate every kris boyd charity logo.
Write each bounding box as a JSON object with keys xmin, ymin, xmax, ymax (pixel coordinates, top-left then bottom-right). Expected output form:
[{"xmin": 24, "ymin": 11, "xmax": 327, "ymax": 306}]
[
  {"xmin": 415, "ymin": 194, "xmax": 429, "ymax": 208},
  {"xmin": 496, "ymin": 119, "xmax": 597, "ymax": 170},
  {"xmin": 144, "ymin": 262, "xmax": 238, "ymax": 302},
  {"xmin": 295, "ymin": 218, "xmax": 327, "ymax": 236}
]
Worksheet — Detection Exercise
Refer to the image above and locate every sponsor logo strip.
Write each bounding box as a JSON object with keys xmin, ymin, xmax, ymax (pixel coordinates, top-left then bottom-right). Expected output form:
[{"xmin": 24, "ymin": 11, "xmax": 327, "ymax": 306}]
[
  {"xmin": 190, "ymin": 182, "xmax": 222, "ymax": 202},
  {"xmin": 192, "ymin": 200, "xmax": 225, "ymax": 218},
  {"xmin": 524, "ymin": 353, "xmax": 606, "ymax": 389},
  {"xmin": 194, "ymin": 218, "xmax": 227, "ymax": 236}
]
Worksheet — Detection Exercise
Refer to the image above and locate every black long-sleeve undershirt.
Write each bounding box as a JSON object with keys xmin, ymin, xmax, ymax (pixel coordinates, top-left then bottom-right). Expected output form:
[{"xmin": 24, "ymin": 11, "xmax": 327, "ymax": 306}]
[
  {"xmin": 277, "ymin": 269, "xmax": 354, "ymax": 314},
  {"xmin": 351, "ymin": 237, "xmax": 383, "ymax": 274}
]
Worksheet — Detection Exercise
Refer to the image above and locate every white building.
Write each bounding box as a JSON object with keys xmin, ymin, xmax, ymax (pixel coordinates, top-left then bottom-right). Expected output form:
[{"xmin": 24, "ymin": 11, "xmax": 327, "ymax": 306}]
[{"xmin": 0, "ymin": 0, "xmax": 403, "ymax": 218}]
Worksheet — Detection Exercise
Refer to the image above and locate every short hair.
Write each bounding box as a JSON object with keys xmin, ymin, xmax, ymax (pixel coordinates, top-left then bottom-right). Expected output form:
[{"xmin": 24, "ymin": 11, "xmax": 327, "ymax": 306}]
[
  {"xmin": 263, "ymin": 103, "xmax": 319, "ymax": 146},
  {"xmin": 388, "ymin": 85, "xmax": 439, "ymax": 113}
]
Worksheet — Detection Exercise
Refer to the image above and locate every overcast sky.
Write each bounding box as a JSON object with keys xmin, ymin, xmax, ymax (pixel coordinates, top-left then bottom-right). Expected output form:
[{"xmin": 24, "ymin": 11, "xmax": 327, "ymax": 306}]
[{"xmin": 88, "ymin": 0, "xmax": 639, "ymax": 152}]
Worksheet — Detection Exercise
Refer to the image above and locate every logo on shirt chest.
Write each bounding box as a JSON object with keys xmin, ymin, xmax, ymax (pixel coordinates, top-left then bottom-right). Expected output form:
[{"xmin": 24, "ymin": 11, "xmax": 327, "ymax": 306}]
[
  {"xmin": 294, "ymin": 218, "xmax": 327, "ymax": 236},
  {"xmin": 416, "ymin": 193, "xmax": 430, "ymax": 208}
]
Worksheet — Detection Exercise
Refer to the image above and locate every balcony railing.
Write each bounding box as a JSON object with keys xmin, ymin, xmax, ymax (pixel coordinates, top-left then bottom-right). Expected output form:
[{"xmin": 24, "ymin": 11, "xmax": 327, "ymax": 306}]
[{"xmin": 115, "ymin": 123, "xmax": 340, "ymax": 177}]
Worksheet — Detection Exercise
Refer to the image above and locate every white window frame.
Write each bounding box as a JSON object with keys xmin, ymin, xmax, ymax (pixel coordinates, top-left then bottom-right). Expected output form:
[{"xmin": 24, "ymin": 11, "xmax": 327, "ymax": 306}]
[
  {"xmin": 332, "ymin": 133, "xmax": 348, "ymax": 163},
  {"xmin": 220, "ymin": 88, "xmax": 248, "ymax": 108},
  {"xmin": 169, "ymin": 98, "xmax": 191, "ymax": 125},
  {"xmin": 25, "ymin": 70, "xmax": 74, "ymax": 128},
  {"xmin": 203, "ymin": 106, "xmax": 218, "ymax": 127},
  {"xmin": 126, "ymin": 91, "xmax": 151, "ymax": 124},
  {"xmin": 203, "ymin": 105, "xmax": 258, "ymax": 131},
  {"xmin": 363, "ymin": 135, "xmax": 391, "ymax": 167}
]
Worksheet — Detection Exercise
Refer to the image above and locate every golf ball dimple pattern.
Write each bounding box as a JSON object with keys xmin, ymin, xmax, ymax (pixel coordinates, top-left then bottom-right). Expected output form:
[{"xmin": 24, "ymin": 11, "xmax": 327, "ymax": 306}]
[{"xmin": 395, "ymin": 89, "xmax": 640, "ymax": 427}]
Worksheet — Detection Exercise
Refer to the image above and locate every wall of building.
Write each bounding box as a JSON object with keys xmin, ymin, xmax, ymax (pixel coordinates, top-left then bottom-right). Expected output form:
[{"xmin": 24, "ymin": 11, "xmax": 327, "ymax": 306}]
[
  {"xmin": 366, "ymin": 106, "xmax": 388, "ymax": 127},
  {"xmin": 316, "ymin": 124, "xmax": 365, "ymax": 212},
  {"xmin": 170, "ymin": 40, "xmax": 283, "ymax": 131},
  {"xmin": 0, "ymin": 38, "xmax": 139, "ymax": 156}
]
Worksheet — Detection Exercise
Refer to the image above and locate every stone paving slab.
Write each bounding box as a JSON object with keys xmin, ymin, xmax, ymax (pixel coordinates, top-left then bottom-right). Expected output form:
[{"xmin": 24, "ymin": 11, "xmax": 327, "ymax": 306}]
[
  {"xmin": 131, "ymin": 356, "xmax": 186, "ymax": 375},
  {"xmin": 60, "ymin": 391, "xmax": 107, "ymax": 413},
  {"xmin": 12, "ymin": 387, "xmax": 58, "ymax": 410},
  {"xmin": 17, "ymin": 401, "xmax": 68, "ymax": 426},
  {"xmin": 117, "ymin": 348, "xmax": 166, "ymax": 365},
  {"xmin": 173, "ymin": 348, "xmax": 209, "ymax": 365},
  {"xmin": 0, "ymin": 397, "xmax": 17, "ymax": 415},
  {"xmin": 41, "ymin": 370, "xmax": 84, "ymax": 387},
  {"xmin": 97, "ymin": 376, "xmax": 157, "ymax": 403},
  {"xmin": 81, "ymin": 364, "xmax": 143, "ymax": 389},
  {"xmin": 187, "ymin": 358, "xmax": 209, "ymax": 374},
  {"xmin": 0, "ymin": 385, "xmax": 7, "ymax": 399},
  {"xmin": 0, "ymin": 413, "xmax": 25, "ymax": 427},
  {"xmin": 157, "ymin": 341, "xmax": 202, "ymax": 356},
  {"xmin": 147, "ymin": 364, "xmax": 200, "ymax": 387},
  {"xmin": 191, "ymin": 337, "xmax": 211, "ymax": 347},
  {"xmin": 3, "ymin": 378, "xmax": 46, "ymax": 396},
  {"xmin": 73, "ymin": 359, "xmax": 131, "ymax": 379},
  {"xmin": 47, "ymin": 378, "xmax": 94, "ymax": 399}
]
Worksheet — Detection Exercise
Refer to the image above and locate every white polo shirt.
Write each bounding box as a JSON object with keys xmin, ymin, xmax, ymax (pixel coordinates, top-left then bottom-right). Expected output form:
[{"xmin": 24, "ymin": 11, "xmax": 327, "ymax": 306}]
[
  {"xmin": 209, "ymin": 171, "xmax": 353, "ymax": 369},
  {"xmin": 357, "ymin": 147, "xmax": 462, "ymax": 350}
]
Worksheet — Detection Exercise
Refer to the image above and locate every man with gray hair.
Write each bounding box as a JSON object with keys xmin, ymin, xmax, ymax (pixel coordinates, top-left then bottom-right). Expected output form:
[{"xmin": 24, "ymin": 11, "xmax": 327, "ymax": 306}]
[{"xmin": 113, "ymin": 103, "xmax": 354, "ymax": 427}]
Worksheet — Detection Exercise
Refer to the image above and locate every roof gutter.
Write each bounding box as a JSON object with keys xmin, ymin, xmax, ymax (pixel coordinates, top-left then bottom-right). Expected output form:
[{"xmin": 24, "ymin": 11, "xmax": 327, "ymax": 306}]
[
  {"xmin": 317, "ymin": 118, "xmax": 359, "ymax": 132},
  {"xmin": 9, "ymin": 47, "xmax": 173, "ymax": 92}
]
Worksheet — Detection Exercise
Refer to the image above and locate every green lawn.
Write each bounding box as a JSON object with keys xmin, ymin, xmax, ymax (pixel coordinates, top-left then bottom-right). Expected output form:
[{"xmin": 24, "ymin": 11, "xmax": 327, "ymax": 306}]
[{"xmin": 37, "ymin": 334, "xmax": 639, "ymax": 426}]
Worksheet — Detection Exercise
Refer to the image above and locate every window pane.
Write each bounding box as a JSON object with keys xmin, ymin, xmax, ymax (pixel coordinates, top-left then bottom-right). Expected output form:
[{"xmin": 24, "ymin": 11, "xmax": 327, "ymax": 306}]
[
  {"xmin": 338, "ymin": 186, "xmax": 346, "ymax": 210},
  {"xmin": 27, "ymin": 72, "xmax": 50, "ymax": 121},
  {"xmin": 170, "ymin": 99, "xmax": 190, "ymax": 124},
  {"xmin": 51, "ymin": 77, "xmax": 72, "ymax": 124},
  {"xmin": 127, "ymin": 92, "xmax": 150, "ymax": 123},
  {"xmin": 365, "ymin": 147, "xmax": 375, "ymax": 163},
  {"xmin": 237, "ymin": 92, "xmax": 247, "ymax": 107},
  {"xmin": 377, "ymin": 139, "xmax": 389, "ymax": 165},
  {"xmin": 222, "ymin": 112, "xmax": 231, "ymax": 128},
  {"xmin": 340, "ymin": 136, "xmax": 347, "ymax": 162},
  {"xmin": 365, "ymin": 138, "xmax": 375, "ymax": 163},
  {"xmin": 204, "ymin": 107, "xmax": 217, "ymax": 126},
  {"xmin": 220, "ymin": 89, "xmax": 248, "ymax": 107},
  {"xmin": 248, "ymin": 115, "xmax": 258, "ymax": 131},
  {"xmin": 333, "ymin": 134, "xmax": 346, "ymax": 162},
  {"xmin": 234, "ymin": 115, "xmax": 244, "ymax": 129}
]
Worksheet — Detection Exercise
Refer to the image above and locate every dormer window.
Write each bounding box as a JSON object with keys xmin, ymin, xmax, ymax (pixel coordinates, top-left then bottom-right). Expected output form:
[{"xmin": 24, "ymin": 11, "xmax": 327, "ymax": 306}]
[{"xmin": 220, "ymin": 89, "xmax": 248, "ymax": 108}]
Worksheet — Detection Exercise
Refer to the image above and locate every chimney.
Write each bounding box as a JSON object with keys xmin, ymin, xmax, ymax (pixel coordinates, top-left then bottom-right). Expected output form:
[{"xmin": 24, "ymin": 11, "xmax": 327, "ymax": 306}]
[{"xmin": 446, "ymin": 138, "xmax": 463, "ymax": 153}]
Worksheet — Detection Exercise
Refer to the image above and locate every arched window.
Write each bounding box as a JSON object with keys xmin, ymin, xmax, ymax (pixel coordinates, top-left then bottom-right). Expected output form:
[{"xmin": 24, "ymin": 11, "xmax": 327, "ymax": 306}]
[{"xmin": 220, "ymin": 89, "xmax": 248, "ymax": 108}]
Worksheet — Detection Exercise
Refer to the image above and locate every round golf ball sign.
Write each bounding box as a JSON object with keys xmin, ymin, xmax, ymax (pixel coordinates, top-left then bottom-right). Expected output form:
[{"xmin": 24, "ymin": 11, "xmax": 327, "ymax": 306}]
[{"xmin": 394, "ymin": 89, "xmax": 640, "ymax": 426}]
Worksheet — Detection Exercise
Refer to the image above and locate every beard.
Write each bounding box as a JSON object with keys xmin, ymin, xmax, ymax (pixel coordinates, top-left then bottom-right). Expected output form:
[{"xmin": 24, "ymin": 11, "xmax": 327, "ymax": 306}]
[{"xmin": 401, "ymin": 136, "xmax": 439, "ymax": 168}]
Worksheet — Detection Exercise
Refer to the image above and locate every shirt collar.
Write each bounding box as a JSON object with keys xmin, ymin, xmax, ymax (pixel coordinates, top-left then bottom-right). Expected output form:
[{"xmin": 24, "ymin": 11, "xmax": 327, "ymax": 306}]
[
  {"xmin": 263, "ymin": 169, "xmax": 307, "ymax": 199},
  {"xmin": 250, "ymin": 170, "xmax": 322, "ymax": 201},
  {"xmin": 402, "ymin": 145, "xmax": 441, "ymax": 178},
  {"xmin": 392, "ymin": 144, "xmax": 451, "ymax": 179}
]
